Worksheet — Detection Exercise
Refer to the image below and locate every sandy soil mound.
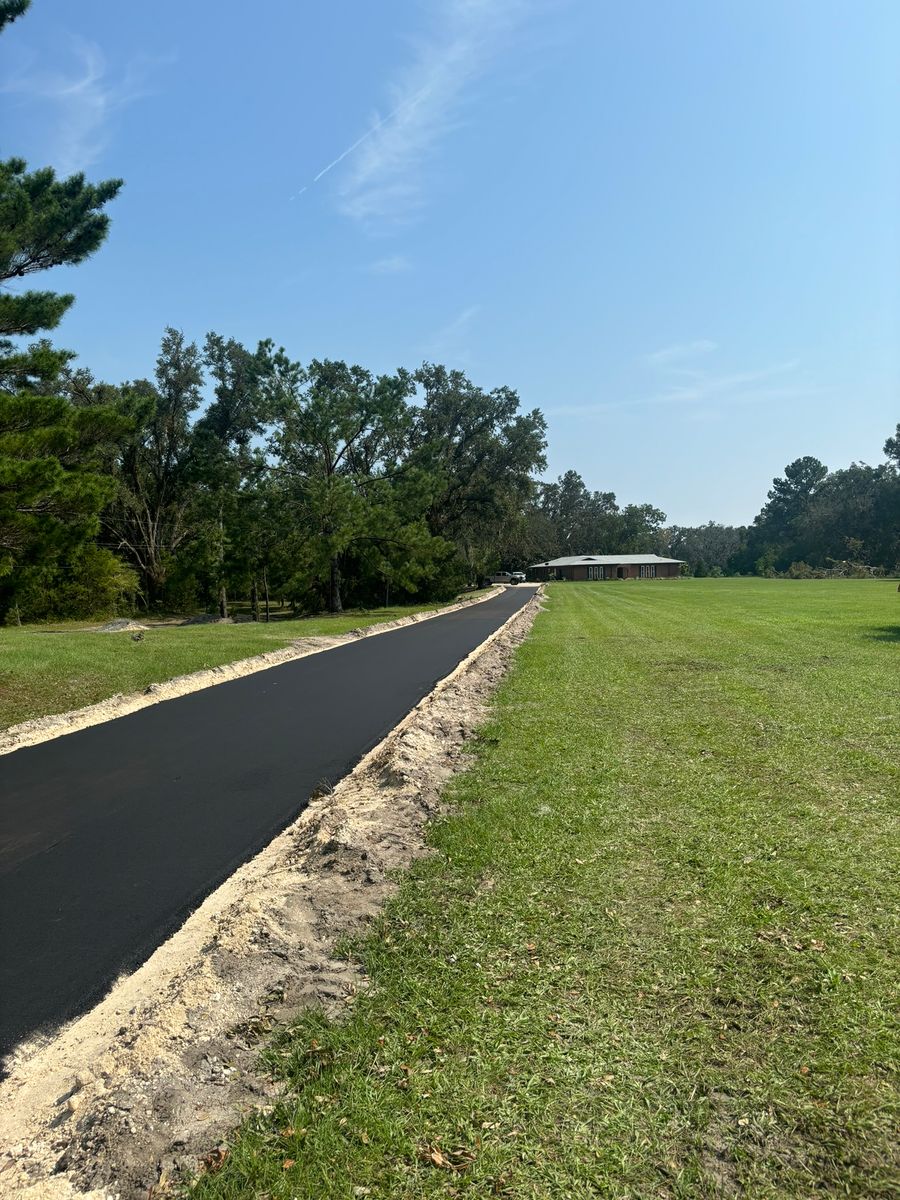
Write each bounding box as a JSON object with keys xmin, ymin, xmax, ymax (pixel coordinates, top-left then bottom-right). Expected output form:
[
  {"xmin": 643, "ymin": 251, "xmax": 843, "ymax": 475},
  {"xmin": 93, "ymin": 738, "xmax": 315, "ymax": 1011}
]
[
  {"xmin": 92, "ymin": 619, "xmax": 149, "ymax": 634},
  {"xmin": 0, "ymin": 589, "xmax": 541, "ymax": 1199}
]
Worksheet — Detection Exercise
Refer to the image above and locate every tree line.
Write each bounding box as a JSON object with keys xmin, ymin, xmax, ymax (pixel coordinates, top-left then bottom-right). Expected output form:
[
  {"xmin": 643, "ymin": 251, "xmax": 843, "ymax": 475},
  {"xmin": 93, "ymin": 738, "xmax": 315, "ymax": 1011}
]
[
  {"xmin": 1, "ymin": 295, "xmax": 676, "ymax": 621},
  {"xmin": 2, "ymin": 2, "xmax": 897, "ymax": 624},
  {"xmin": 663, "ymin": 436, "xmax": 900, "ymax": 578},
  {"xmin": 0, "ymin": 1, "xmax": 668, "ymax": 622},
  {"xmin": 2, "ymin": 310, "xmax": 553, "ymax": 618},
  {"xmin": 503, "ymin": 436, "xmax": 900, "ymax": 580}
]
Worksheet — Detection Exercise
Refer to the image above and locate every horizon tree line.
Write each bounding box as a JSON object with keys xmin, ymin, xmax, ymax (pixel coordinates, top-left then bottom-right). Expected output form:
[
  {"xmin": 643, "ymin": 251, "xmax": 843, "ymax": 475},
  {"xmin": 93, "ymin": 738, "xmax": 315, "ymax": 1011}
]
[{"xmin": 1, "ymin": 1, "xmax": 897, "ymax": 624}]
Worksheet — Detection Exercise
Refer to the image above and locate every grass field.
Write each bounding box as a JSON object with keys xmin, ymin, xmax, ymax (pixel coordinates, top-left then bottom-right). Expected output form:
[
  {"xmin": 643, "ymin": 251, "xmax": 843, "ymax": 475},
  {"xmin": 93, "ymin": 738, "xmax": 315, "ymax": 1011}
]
[
  {"xmin": 0, "ymin": 599, "xmax": 472, "ymax": 731},
  {"xmin": 188, "ymin": 579, "xmax": 899, "ymax": 1199}
]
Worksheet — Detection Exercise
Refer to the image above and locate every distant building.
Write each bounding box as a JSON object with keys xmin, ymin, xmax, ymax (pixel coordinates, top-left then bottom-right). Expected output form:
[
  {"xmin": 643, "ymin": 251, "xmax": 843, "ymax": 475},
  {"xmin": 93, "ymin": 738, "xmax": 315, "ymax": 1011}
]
[{"xmin": 527, "ymin": 554, "xmax": 684, "ymax": 581}]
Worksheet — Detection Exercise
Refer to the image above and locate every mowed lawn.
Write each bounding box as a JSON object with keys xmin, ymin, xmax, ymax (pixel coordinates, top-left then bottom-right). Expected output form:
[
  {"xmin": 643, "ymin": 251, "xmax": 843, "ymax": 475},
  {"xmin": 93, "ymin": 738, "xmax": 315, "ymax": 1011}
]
[
  {"xmin": 0, "ymin": 601, "xmax": 459, "ymax": 731},
  {"xmin": 189, "ymin": 579, "xmax": 899, "ymax": 1199}
]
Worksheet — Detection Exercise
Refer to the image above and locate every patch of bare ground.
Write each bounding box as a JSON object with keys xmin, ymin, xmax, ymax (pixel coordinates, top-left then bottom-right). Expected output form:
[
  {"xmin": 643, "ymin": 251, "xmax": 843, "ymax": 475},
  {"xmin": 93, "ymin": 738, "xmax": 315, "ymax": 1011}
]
[
  {"xmin": 0, "ymin": 589, "xmax": 541, "ymax": 1200},
  {"xmin": 0, "ymin": 587, "xmax": 503, "ymax": 757}
]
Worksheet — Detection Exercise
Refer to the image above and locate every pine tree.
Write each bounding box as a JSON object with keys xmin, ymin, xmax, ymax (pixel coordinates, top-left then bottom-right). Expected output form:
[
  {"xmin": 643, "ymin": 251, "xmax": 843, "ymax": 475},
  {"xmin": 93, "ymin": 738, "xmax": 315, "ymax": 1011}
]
[
  {"xmin": 0, "ymin": 1, "xmax": 30, "ymax": 34},
  {"xmin": 0, "ymin": 1, "xmax": 124, "ymax": 614},
  {"xmin": 0, "ymin": 157, "xmax": 122, "ymax": 343}
]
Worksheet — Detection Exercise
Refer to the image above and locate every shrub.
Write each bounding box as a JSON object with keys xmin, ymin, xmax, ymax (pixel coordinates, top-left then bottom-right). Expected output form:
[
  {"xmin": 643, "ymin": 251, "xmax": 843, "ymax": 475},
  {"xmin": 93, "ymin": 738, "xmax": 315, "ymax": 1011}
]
[
  {"xmin": 786, "ymin": 561, "xmax": 815, "ymax": 579},
  {"xmin": 4, "ymin": 546, "xmax": 139, "ymax": 622}
]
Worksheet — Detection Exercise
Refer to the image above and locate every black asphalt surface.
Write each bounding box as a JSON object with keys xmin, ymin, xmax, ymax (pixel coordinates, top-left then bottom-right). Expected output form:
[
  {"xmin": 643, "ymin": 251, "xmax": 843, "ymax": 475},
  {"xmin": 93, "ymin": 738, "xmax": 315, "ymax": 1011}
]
[{"xmin": 0, "ymin": 588, "xmax": 532, "ymax": 1061}]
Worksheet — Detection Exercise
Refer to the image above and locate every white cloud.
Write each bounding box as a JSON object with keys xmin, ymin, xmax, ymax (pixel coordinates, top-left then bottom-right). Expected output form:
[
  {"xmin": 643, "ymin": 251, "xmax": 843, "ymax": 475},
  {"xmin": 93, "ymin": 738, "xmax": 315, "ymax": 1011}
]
[
  {"xmin": 333, "ymin": 0, "xmax": 531, "ymax": 225},
  {"xmin": 2, "ymin": 36, "xmax": 167, "ymax": 175},
  {"xmin": 368, "ymin": 254, "xmax": 414, "ymax": 274}
]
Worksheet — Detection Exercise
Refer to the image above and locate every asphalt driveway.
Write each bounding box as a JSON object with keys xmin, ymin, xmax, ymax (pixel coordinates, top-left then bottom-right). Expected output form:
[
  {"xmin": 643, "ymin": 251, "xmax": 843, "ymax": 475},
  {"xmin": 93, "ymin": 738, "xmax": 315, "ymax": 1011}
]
[{"xmin": 0, "ymin": 588, "xmax": 533, "ymax": 1062}]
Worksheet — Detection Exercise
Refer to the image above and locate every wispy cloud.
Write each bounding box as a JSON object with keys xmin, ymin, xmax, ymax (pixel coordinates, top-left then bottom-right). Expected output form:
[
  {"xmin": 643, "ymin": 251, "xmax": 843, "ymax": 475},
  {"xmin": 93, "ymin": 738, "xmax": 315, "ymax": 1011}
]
[
  {"xmin": 645, "ymin": 339, "xmax": 717, "ymax": 365},
  {"xmin": 2, "ymin": 35, "xmax": 167, "ymax": 175},
  {"xmin": 649, "ymin": 361, "xmax": 802, "ymax": 406},
  {"xmin": 545, "ymin": 355, "xmax": 815, "ymax": 418},
  {"xmin": 367, "ymin": 254, "xmax": 414, "ymax": 275},
  {"xmin": 422, "ymin": 304, "xmax": 480, "ymax": 364},
  {"xmin": 289, "ymin": 0, "xmax": 532, "ymax": 224}
]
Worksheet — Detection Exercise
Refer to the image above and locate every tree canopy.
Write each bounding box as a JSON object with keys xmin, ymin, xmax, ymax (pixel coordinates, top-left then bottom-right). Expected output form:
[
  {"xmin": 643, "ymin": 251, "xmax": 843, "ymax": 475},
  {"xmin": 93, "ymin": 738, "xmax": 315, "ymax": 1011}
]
[{"xmin": 0, "ymin": 158, "xmax": 122, "ymax": 342}]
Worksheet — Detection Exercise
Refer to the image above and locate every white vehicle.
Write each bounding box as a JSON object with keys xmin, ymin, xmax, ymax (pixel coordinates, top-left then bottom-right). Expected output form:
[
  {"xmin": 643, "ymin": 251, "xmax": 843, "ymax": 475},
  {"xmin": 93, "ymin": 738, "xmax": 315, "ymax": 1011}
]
[
  {"xmin": 485, "ymin": 571, "xmax": 516, "ymax": 585},
  {"xmin": 511, "ymin": 571, "xmax": 526, "ymax": 583}
]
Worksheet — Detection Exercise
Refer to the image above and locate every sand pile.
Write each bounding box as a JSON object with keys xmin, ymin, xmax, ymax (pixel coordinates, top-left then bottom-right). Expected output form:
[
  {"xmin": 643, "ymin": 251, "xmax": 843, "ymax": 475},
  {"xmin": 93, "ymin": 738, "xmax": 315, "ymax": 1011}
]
[{"xmin": 92, "ymin": 619, "xmax": 149, "ymax": 634}]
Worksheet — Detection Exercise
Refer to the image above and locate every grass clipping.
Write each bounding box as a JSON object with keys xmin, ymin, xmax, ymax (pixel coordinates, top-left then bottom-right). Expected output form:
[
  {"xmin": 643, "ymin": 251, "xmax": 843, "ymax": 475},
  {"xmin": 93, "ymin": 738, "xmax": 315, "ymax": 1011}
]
[{"xmin": 0, "ymin": 590, "xmax": 541, "ymax": 1200}]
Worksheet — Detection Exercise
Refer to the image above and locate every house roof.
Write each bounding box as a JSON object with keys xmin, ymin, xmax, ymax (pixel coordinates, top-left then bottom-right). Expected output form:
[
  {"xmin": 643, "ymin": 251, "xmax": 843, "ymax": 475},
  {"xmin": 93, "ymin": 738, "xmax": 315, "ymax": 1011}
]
[{"xmin": 528, "ymin": 554, "xmax": 685, "ymax": 568}]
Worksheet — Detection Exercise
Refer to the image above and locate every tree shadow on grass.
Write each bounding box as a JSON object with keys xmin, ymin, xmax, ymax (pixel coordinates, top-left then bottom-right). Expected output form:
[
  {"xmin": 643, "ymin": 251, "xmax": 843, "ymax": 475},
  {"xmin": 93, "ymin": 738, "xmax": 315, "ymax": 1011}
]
[{"xmin": 867, "ymin": 626, "xmax": 900, "ymax": 642}]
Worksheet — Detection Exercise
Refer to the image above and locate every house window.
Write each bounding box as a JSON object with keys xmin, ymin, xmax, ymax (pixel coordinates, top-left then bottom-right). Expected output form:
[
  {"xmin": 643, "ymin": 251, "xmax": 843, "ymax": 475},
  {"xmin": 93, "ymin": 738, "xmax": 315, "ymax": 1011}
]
[
  {"xmin": 588, "ymin": 565, "xmax": 606, "ymax": 580},
  {"xmin": 639, "ymin": 564, "xmax": 657, "ymax": 579}
]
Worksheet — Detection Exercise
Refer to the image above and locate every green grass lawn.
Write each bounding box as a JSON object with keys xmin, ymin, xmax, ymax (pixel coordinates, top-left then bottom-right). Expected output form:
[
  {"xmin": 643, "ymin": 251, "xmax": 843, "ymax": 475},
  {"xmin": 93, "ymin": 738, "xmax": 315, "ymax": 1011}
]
[
  {"xmin": 0, "ymin": 600, "xmax": 466, "ymax": 731},
  {"xmin": 188, "ymin": 579, "xmax": 899, "ymax": 1199}
]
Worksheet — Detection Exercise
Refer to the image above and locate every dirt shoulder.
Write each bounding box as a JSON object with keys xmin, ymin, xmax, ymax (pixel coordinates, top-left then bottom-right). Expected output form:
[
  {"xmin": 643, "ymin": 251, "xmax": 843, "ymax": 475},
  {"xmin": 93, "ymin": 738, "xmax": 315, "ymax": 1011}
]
[
  {"xmin": 0, "ymin": 588, "xmax": 503, "ymax": 757},
  {"xmin": 0, "ymin": 589, "xmax": 542, "ymax": 1200}
]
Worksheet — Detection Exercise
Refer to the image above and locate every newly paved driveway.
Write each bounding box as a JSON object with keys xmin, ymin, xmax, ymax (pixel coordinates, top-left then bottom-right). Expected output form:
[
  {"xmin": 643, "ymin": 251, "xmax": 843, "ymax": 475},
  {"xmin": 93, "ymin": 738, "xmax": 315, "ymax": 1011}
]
[{"xmin": 0, "ymin": 588, "xmax": 533, "ymax": 1061}]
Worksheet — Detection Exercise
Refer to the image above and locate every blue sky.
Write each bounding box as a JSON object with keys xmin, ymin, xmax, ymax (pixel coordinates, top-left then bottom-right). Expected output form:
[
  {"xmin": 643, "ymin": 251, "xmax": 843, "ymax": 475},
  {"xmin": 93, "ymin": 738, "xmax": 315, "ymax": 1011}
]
[{"xmin": 3, "ymin": 0, "xmax": 898, "ymax": 524}]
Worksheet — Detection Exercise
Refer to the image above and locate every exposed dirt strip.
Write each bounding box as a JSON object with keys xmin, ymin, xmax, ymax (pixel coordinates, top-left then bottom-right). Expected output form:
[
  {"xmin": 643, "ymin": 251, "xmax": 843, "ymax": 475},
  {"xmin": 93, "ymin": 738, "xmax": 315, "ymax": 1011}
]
[{"xmin": 0, "ymin": 589, "xmax": 542, "ymax": 1200}]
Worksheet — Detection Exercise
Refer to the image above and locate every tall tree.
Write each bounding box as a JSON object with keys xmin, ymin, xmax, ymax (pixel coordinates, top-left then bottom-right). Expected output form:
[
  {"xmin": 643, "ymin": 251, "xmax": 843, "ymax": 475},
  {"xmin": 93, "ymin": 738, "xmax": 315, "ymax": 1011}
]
[
  {"xmin": 0, "ymin": 2, "xmax": 124, "ymax": 615},
  {"xmin": 539, "ymin": 470, "xmax": 591, "ymax": 554},
  {"xmin": 1, "ymin": 158, "xmax": 122, "ymax": 347},
  {"xmin": 615, "ymin": 503, "xmax": 667, "ymax": 553},
  {"xmin": 796, "ymin": 462, "xmax": 899, "ymax": 570},
  {"xmin": 735, "ymin": 456, "xmax": 829, "ymax": 572},
  {"xmin": 0, "ymin": 389, "xmax": 123, "ymax": 607},
  {"xmin": 267, "ymin": 354, "xmax": 416, "ymax": 612},
  {"xmin": 758, "ymin": 457, "xmax": 828, "ymax": 535},
  {"xmin": 410, "ymin": 364, "xmax": 547, "ymax": 579},
  {"xmin": 189, "ymin": 333, "xmax": 269, "ymax": 616},
  {"xmin": 105, "ymin": 329, "xmax": 205, "ymax": 606}
]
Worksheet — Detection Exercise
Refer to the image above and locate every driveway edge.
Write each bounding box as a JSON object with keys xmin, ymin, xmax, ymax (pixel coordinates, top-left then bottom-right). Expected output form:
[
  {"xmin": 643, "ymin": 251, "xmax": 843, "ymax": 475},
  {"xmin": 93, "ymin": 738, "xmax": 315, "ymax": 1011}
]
[
  {"xmin": 0, "ymin": 588, "xmax": 543, "ymax": 1200},
  {"xmin": 0, "ymin": 587, "xmax": 506, "ymax": 756}
]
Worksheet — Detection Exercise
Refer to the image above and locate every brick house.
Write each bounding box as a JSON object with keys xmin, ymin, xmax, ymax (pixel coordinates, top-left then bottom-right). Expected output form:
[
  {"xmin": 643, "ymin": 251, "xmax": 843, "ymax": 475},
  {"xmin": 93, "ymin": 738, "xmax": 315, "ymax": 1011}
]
[{"xmin": 526, "ymin": 554, "xmax": 684, "ymax": 581}]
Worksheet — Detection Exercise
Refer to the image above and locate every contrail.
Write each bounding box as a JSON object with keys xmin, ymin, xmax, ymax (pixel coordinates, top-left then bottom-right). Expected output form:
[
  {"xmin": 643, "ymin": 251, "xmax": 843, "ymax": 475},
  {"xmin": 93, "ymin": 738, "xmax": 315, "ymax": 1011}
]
[
  {"xmin": 312, "ymin": 125, "xmax": 379, "ymax": 182},
  {"xmin": 291, "ymin": 83, "xmax": 432, "ymax": 198}
]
